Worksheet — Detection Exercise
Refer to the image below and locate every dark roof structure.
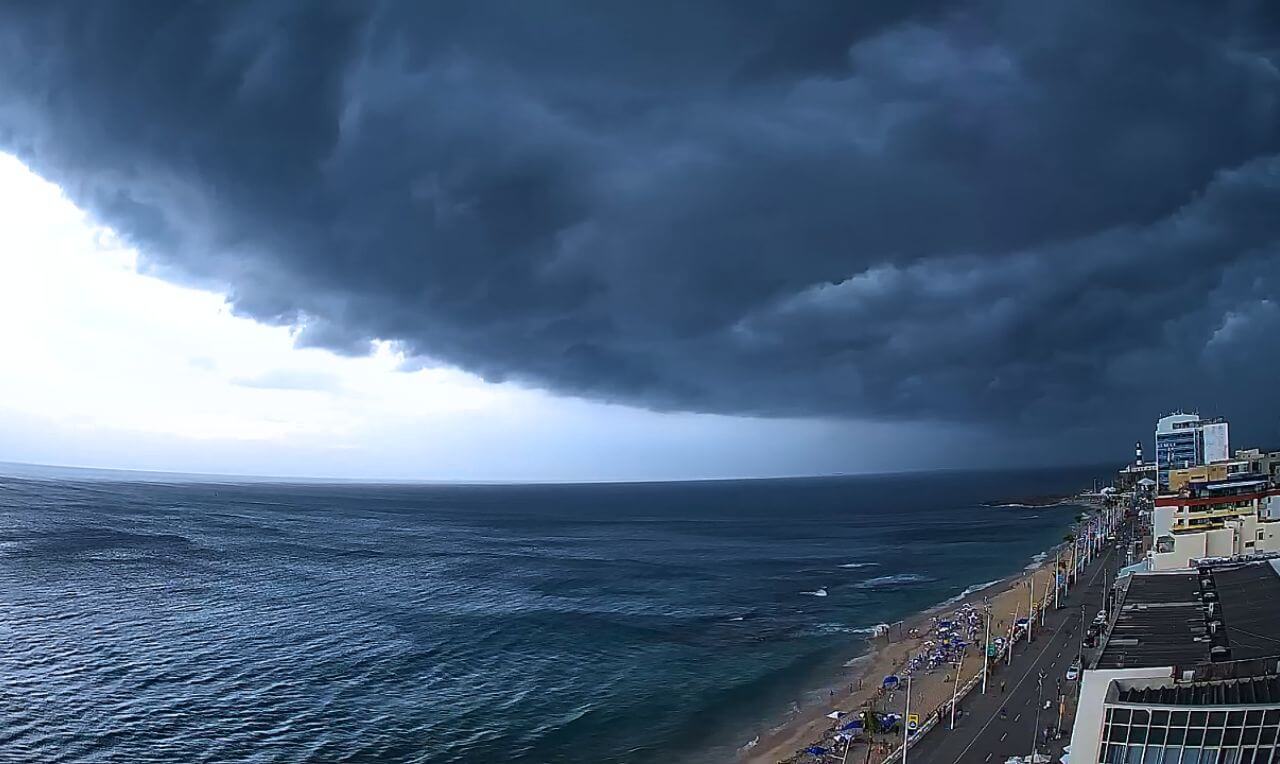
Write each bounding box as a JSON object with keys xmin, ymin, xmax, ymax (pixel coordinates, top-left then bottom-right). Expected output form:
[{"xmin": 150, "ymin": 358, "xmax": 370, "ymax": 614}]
[
  {"xmin": 1215, "ymin": 564, "xmax": 1280, "ymax": 661},
  {"xmin": 1117, "ymin": 675, "xmax": 1280, "ymax": 705},
  {"xmin": 1096, "ymin": 561, "xmax": 1280, "ymax": 670}
]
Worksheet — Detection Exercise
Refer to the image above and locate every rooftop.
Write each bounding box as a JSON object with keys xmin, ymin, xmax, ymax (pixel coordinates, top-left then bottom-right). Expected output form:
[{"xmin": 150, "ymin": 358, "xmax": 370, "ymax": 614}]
[
  {"xmin": 1116, "ymin": 675, "xmax": 1280, "ymax": 706},
  {"xmin": 1095, "ymin": 561, "xmax": 1280, "ymax": 671}
]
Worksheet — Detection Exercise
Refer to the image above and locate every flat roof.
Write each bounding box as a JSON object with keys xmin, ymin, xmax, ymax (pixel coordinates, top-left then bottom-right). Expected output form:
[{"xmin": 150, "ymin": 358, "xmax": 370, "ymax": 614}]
[
  {"xmin": 1095, "ymin": 561, "xmax": 1280, "ymax": 670},
  {"xmin": 1215, "ymin": 563, "xmax": 1280, "ymax": 661}
]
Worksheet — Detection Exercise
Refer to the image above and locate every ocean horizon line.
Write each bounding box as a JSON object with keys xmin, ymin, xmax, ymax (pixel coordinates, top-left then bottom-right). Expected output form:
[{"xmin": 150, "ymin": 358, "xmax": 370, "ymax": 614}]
[{"xmin": 0, "ymin": 457, "xmax": 1121, "ymax": 489}]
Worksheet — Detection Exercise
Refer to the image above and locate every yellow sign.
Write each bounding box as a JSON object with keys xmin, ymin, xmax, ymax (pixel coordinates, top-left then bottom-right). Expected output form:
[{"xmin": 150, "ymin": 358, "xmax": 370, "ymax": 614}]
[{"xmin": 907, "ymin": 714, "xmax": 920, "ymax": 730}]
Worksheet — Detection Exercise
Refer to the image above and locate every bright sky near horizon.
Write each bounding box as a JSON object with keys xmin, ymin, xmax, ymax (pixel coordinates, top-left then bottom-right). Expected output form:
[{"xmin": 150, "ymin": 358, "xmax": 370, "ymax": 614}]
[{"xmin": 0, "ymin": 152, "xmax": 989, "ymax": 481}]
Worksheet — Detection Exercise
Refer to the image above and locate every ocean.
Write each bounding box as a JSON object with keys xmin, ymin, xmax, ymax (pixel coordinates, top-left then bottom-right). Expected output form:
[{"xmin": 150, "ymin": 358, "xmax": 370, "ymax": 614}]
[{"xmin": 0, "ymin": 465, "xmax": 1104, "ymax": 763}]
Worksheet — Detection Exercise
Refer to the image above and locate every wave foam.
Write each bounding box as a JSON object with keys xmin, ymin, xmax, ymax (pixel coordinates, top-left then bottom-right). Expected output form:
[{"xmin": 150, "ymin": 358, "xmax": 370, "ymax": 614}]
[
  {"xmin": 855, "ymin": 573, "xmax": 935, "ymax": 590},
  {"xmin": 801, "ymin": 587, "xmax": 829, "ymax": 597},
  {"xmin": 938, "ymin": 578, "xmax": 1004, "ymax": 608},
  {"xmin": 838, "ymin": 562, "xmax": 878, "ymax": 569}
]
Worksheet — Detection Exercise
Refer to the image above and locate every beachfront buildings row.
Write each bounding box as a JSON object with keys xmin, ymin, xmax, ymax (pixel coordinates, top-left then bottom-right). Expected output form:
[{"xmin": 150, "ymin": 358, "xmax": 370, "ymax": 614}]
[{"xmin": 1119, "ymin": 413, "xmax": 1280, "ymax": 572}]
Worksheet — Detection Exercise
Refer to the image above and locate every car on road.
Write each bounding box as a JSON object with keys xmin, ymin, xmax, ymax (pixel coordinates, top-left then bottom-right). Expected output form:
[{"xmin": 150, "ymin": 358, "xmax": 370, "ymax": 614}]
[{"xmin": 1066, "ymin": 659, "xmax": 1082, "ymax": 680}]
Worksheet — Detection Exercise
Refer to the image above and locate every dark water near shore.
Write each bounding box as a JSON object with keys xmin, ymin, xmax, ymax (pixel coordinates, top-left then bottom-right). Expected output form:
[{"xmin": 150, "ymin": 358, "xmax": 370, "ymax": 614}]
[{"xmin": 0, "ymin": 465, "xmax": 1104, "ymax": 763}]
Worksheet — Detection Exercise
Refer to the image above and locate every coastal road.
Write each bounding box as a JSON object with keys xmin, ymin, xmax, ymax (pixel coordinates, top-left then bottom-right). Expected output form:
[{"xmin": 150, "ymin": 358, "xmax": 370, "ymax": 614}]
[{"xmin": 906, "ymin": 535, "xmax": 1123, "ymax": 764}]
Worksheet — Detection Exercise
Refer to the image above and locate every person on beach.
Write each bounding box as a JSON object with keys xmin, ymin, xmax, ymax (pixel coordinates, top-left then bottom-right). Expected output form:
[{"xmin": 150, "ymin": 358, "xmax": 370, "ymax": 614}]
[{"xmin": 1000, "ymin": 680, "xmax": 1006, "ymax": 694}]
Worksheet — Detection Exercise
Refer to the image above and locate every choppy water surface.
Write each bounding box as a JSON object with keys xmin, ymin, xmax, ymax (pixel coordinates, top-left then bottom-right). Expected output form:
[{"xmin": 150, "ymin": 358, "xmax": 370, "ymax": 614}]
[{"xmin": 0, "ymin": 466, "xmax": 1100, "ymax": 763}]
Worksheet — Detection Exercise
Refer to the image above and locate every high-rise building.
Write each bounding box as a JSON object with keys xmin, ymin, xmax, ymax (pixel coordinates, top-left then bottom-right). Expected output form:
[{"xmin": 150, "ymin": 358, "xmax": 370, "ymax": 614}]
[{"xmin": 1155, "ymin": 413, "xmax": 1231, "ymax": 488}]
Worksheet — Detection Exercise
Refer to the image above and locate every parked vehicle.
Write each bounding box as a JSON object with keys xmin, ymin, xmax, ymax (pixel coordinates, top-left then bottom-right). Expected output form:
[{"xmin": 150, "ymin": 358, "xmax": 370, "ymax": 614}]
[{"xmin": 1066, "ymin": 659, "xmax": 1082, "ymax": 680}]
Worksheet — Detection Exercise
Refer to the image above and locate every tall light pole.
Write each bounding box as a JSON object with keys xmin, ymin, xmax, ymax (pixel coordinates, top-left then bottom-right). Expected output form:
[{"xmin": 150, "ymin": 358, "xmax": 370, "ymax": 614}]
[
  {"xmin": 903, "ymin": 675, "xmax": 911, "ymax": 764},
  {"xmin": 950, "ymin": 648, "xmax": 965, "ymax": 729},
  {"xmin": 981, "ymin": 609, "xmax": 991, "ymax": 694},
  {"xmin": 1027, "ymin": 578, "xmax": 1034, "ymax": 644},
  {"xmin": 1078, "ymin": 604, "xmax": 1086, "ymax": 661},
  {"xmin": 1030, "ymin": 672, "xmax": 1046, "ymax": 764},
  {"xmin": 1007, "ymin": 602, "xmax": 1017, "ymax": 666},
  {"xmin": 1054, "ymin": 550, "xmax": 1061, "ymax": 610}
]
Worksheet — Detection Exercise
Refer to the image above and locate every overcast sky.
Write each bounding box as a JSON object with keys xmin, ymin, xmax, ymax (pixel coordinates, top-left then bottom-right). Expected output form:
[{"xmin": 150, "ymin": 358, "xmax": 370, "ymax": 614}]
[{"xmin": 0, "ymin": 2, "xmax": 1278, "ymax": 480}]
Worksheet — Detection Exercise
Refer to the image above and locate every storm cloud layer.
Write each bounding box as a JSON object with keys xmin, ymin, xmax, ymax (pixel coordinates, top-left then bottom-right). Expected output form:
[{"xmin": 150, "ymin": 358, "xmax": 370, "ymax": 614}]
[{"xmin": 1, "ymin": 1, "xmax": 1278, "ymax": 439}]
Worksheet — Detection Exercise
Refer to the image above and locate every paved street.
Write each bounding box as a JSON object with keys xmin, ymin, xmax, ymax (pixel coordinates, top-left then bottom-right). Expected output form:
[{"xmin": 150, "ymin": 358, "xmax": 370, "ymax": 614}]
[{"xmin": 907, "ymin": 535, "xmax": 1124, "ymax": 764}]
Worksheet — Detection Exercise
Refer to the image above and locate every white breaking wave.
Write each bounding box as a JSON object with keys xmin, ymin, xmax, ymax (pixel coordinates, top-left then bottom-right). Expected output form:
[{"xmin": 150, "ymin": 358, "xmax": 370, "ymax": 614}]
[
  {"xmin": 1024, "ymin": 552, "xmax": 1050, "ymax": 571},
  {"xmin": 855, "ymin": 573, "xmax": 934, "ymax": 589},
  {"xmin": 801, "ymin": 587, "xmax": 829, "ymax": 597},
  {"xmin": 838, "ymin": 562, "xmax": 878, "ymax": 569},
  {"xmin": 804, "ymin": 622, "xmax": 875, "ymax": 636},
  {"xmin": 938, "ymin": 578, "xmax": 1004, "ymax": 608}
]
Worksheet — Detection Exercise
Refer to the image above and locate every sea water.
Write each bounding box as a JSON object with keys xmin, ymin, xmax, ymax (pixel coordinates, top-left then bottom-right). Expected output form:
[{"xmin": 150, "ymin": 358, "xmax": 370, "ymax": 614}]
[{"xmin": 0, "ymin": 465, "xmax": 1102, "ymax": 763}]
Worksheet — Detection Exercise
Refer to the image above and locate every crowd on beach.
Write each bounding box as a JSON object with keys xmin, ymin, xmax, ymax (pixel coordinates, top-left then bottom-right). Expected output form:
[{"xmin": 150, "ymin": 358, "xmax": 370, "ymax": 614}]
[{"xmin": 774, "ymin": 596, "xmax": 1031, "ymax": 764}]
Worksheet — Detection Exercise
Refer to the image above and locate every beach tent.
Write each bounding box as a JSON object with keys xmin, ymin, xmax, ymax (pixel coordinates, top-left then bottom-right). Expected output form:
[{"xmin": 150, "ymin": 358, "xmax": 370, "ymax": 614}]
[
  {"xmin": 806, "ymin": 746, "xmax": 828, "ymax": 756},
  {"xmin": 882, "ymin": 675, "xmax": 899, "ymax": 688},
  {"xmin": 840, "ymin": 720, "xmax": 863, "ymax": 731},
  {"xmin": 826, "ymin": 711, "xmax": 844, "ymax": 720}
]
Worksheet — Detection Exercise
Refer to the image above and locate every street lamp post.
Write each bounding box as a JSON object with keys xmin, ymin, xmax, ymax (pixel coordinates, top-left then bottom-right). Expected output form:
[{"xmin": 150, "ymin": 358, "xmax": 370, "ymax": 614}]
[
  {"xmin": 1078, "ymin": 604, "xmax": 1086, "ymax": 661},
  {"xmin": 1054, "ymin": 550, "xmax": 1060, "ymax": 610},
  {"xmin": 1027, "ymin": 578, "xmax": 1034, "ymax": 644},
  {"xmin": 950, "ymin": 648, "xmax": 964, "ymax": 729},
  {"xmin": 1030, "ymin": 672, "xmax": 1045, "ymax": 764},
  {"xmin": 981, "ymin": 609, "xmax": 991, "ymax": 694},
  {"xmin": 903, "ymin": 675, "xmax": 911, "ymax": 764},
  {"xmin": 1008, "ymin": 603, "xmax": 1018, "ymax": 666}
]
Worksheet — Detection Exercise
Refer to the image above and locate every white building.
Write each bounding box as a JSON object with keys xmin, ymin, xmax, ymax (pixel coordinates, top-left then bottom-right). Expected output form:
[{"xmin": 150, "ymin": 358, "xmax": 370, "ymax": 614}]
[
  {"xmin": 1149, "ymin": 477, "xmax": 1280, "ymax": 571},
  {"xmin": 1155, "ymin": 414, "xmax": 1231, "ymax": 489},
  {"xmin": 1069, "ymin": 562, "xmax": 1280, "ymax": 764}
]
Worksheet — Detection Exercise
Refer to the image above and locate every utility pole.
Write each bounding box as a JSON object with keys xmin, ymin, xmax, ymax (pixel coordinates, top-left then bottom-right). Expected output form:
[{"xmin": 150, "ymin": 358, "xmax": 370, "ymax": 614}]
[
  {"xmin": 1008, "ymin": 602, "xmax": 1017, "ymax": 666},
  {"xmin": 903, "ymin": 675, "xmax": 911, "ymax": 764},
  {"xmin": 1078, "ymin": 604, "xmax": 1086, "ymax": 661},
  {"xmin": 1102, "ymin": 568, "xmax": 1109, "ymax": 616},
  {"xmin": 982, "ymin": 609, "xmax": 991, "ymax": 694},
  {"xmin": 1027, "ymin": 578, "xmax": 1034, "ymax": 644},
  {"xmin": 950, "ymin": 648, "xmax": 964, "ymax": 729},
  {"xmin": 1054, "ymin": 550, "xmax": 1060, "ymax": 610},
  {"xmin": 1041, "ymin": 576, "xmax": 1050, "ymax": 627},
  {"xmin": 1031, "ymin": 673, "xmax": 1045, "ymax": 764}
]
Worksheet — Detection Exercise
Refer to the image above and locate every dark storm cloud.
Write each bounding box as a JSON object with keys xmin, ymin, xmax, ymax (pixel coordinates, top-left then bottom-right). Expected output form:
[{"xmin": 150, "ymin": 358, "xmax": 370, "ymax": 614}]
[{"xmin": 2, "ymin": 1, "xmax": 1279, "ymax": 443}]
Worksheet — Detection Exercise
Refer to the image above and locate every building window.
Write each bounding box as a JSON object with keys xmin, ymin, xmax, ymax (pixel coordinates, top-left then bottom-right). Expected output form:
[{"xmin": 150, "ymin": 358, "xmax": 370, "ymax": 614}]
[{"xmin": 1100, "ymin": 705, "xmax": 1280, "ymax": 764}]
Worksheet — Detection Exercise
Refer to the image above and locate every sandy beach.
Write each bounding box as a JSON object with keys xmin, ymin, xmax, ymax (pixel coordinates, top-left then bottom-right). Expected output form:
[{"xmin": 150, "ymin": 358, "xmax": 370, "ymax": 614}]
[{"xmin": 742, "ymin": 528, "xmax": 1090, "ymax": 764}]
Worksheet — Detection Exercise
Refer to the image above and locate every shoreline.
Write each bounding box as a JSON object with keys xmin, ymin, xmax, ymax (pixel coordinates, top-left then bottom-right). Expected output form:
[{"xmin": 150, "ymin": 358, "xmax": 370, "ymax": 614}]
[{"xmin": 740, "ymin": 503, "xmax": 1095, "ymax": 764}]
